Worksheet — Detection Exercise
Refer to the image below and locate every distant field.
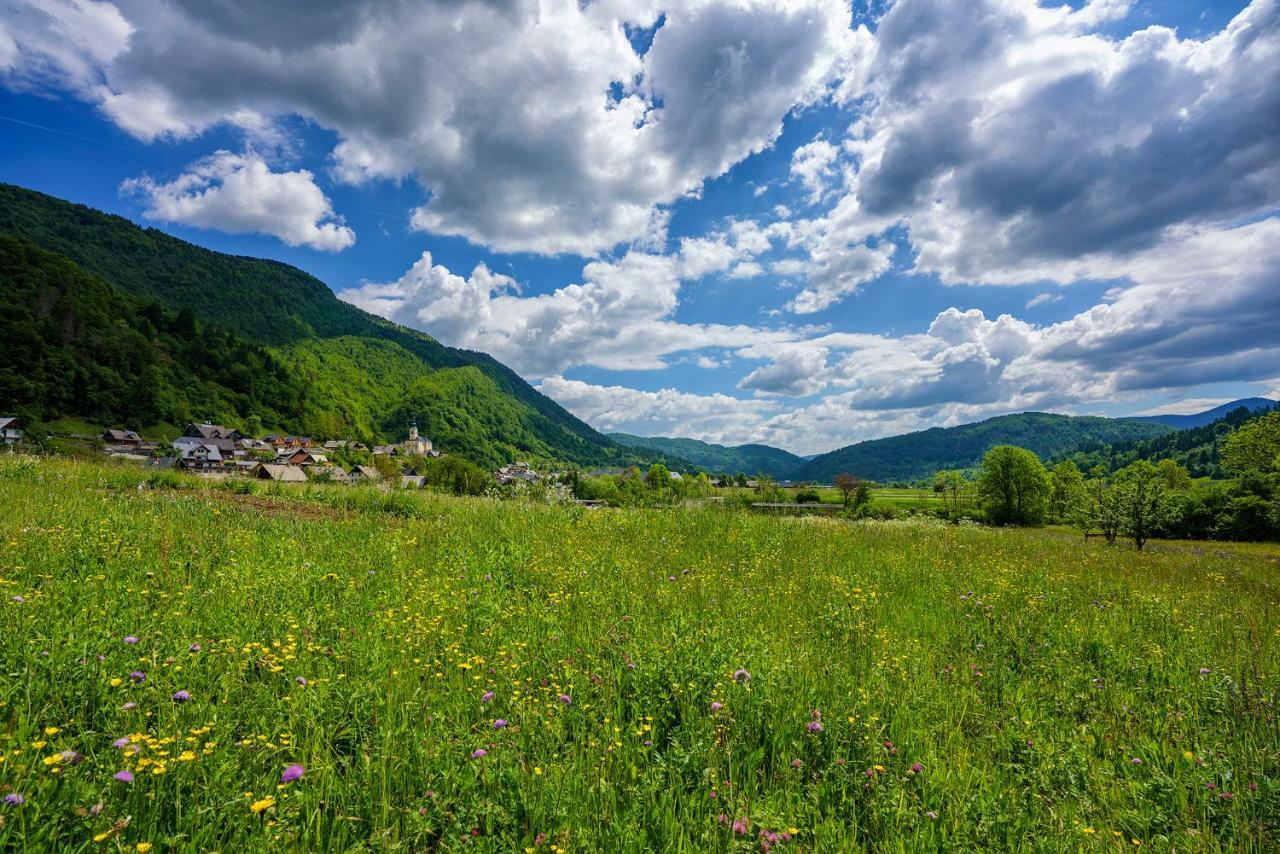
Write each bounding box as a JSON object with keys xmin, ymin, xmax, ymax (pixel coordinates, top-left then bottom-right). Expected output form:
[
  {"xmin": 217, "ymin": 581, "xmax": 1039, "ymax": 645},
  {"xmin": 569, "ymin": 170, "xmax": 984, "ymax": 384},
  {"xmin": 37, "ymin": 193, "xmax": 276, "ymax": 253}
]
[
  {"xmin": 720, "ymin": 486, "xmax": 942, "ymax": 506},
  {"xmin": 1, "ymin": 457, "xmax": 1276, "ymax": 850}
]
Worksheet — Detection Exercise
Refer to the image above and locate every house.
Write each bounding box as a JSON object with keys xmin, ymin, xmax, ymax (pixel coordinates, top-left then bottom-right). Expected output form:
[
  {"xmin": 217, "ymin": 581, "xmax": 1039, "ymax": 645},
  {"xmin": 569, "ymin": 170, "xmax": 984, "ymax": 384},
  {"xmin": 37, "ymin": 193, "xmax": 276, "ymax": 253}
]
[
  {"xmin": 312, "ymin": 465, "xmax": 350, "ymax": 484},
  {"xmin": 349, "ymin": 465, "xmax": 382, "ymax": 483},
  {"xmin": 277, "ymin": 449, "xmax": 328, "ymax": 466},
  {"xmin": 401, "ymin": 420, "xmax": 436, "ymax": 456},
  {"xmin": 0, "ymin": 417, "xmax": 24, "ymax": 445},
  {"xmin": 495, "ymin": 461, "xmax": 539, "ymax": 484},
  {"xmin": 251, "ymin": 463, "xmax": 308, "ymax": 482},
  {"xmin": 103, "ymin": 429, "xmax": 143, "ymax": 447},
  {"xmin": 177, "ymin": 443, "xmax": 224, "ymax": 472},
  {"xmin": 183, "ymin": 423, "xmax": 243, "ymax": 442},
  {"xmin": 174, "ymin": 435, "xmax": 236, "ymax": 455},
  {"xmin": 372, "ymin": 444, "xmax": 399, "ymax": 456},
  {"xmin": 144, "ymin": 456, "xmax": 176, "ymax": 471}
]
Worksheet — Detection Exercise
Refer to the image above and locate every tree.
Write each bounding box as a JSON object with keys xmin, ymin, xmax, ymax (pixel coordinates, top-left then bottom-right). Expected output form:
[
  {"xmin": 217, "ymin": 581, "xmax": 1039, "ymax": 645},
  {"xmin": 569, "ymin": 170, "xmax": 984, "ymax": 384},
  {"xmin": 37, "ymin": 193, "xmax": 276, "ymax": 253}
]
[
  {"xmin": 1113, "ymin": 460, "xmax": 1167, "ymax": 551},
  {"xmin": 1222, "ymin": 409, "xmax": 1280, "ymax": 473},
  {"xmin": 976, "ymin": 445, "xmax": 1052, "ymax": 525},
  {"xmin": 834, "ymin": 472, "xmax": 861, "ymax": 506},
  {"xmin": 1156, "ymin": 458, "xmax": 1192, "ymax": 491},
  {"xmin": 1049, "ymin": 460, "xmax": 1086, "ymax": 523},
  {"xmin": 934, "ymin": 470, "xmax": 970, "ymax": 519},
  {"xmin": 645, "ymin": 463, "xmax": 670, "ymax": 490}
]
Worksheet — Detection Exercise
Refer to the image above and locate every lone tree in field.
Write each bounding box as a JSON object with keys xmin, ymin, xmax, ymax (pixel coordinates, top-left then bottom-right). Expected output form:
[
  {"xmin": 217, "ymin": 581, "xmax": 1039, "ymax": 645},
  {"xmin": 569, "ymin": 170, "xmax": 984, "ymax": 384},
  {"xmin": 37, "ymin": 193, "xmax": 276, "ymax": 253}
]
[
  {"xmin": 1113, "ymin": 460, "xmax": 1167, "ymax": 551},
  {"xmin": 834, "ymin": 472, "xmax": 860, "ymax": 506},
  {"xmin": 977, "ymin": 445, "xmax": 1052, "ymax": 525},
  {"xmin": 934, "ymin": 469, "xmax": 970, "ymax": 519},
  {"xmin": 1049, "ymin": 460, "xmax": 1086, "ymax": 523}
]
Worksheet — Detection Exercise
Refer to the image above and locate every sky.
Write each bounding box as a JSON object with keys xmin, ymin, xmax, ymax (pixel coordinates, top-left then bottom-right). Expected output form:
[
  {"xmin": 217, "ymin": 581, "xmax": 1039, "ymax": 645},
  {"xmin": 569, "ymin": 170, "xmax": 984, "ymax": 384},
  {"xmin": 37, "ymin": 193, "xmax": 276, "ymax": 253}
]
[{"xmin": 1, "ymin": 0, "xmax": 1277, "ymax": 455}]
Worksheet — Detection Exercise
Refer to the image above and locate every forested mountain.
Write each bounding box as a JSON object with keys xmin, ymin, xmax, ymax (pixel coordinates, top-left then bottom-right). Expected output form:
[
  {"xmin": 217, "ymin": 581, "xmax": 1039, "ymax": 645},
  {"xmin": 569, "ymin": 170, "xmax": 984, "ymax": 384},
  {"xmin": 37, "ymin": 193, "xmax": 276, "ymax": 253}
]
[
  {"xmin": 609, "ymin": 433, "xmax": 806, "ymax": 478},
  {"xmin": 1131, "ymin": 398, "xmax": 1276, "ymax": 429},
  {"xmin": 794, "ymin": 412, "xmax": 1176, "ymax": 483},
  {"xmin": 1054, "ymin": 403, "xmax": 1278, "ymax": 478},
  {"xmin": 0, "ymin": 183, "xmax": 677, "ymax": 469}
]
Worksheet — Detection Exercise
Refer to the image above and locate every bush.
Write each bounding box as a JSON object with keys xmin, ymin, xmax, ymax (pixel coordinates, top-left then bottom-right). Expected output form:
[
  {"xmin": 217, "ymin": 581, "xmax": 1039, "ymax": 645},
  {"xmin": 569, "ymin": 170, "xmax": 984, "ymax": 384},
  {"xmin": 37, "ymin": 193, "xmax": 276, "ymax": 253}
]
[{"xmin": 794, "ymin": 488, "xmax": 822, "ymax": 504}]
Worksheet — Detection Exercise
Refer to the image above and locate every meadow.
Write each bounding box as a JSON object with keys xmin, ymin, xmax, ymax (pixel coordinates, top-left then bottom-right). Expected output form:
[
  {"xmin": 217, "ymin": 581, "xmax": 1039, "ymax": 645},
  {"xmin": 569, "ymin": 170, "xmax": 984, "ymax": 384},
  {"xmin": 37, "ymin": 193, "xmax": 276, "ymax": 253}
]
[{"xmin": 1, "ymin": 457, "xmax": 1277, "ymax": 851}]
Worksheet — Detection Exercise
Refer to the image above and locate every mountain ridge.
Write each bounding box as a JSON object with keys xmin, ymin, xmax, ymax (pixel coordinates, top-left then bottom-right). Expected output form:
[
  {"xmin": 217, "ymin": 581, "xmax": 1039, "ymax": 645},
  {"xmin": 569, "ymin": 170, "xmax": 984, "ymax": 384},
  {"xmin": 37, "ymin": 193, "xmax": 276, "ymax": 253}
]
[
  {"xmin": 1130, "ymin": 397, "xmax": 1276, "ymax": 429},
  {"xmin": 609, "ymin": 433, "xmax": 806, "ymax": 478}
]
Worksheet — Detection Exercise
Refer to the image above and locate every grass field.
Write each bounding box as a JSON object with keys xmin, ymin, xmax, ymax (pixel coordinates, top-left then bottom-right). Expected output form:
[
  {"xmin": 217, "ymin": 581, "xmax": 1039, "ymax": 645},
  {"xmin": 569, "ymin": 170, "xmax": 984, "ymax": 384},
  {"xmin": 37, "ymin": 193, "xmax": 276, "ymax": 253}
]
[{"xmin": 1, "ymin": 457, "xmax": 1277, "ymax": 851}]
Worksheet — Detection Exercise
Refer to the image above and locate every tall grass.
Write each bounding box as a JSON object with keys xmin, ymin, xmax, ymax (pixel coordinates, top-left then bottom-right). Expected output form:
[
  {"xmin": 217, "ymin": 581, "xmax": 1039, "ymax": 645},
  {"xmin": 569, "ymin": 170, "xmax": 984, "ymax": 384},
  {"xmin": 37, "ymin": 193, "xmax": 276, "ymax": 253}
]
[{"xmin": 0, "ymin": 458, "xmax": 1277, "ymax": 850}]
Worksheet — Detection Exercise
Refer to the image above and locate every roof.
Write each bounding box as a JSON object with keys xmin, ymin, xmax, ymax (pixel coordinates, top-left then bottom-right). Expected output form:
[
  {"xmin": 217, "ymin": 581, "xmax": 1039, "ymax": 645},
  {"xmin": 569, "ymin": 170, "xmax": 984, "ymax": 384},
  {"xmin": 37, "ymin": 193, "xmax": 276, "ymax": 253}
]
[
  {"xmin": 254, "ymin": 463, "xmax": 308, "ymax": 482},
  {"xmin": 179, "ymin": 443, "xmax": 223, "ymax": 461},
  {"xmin": 351, "ymin": 465, "xmax": 381, "ymax": 480},
  {"xmin": 104, "ymin": 429, "xmax": 142, "ymax": 441},
  {"xmin": 0, "ymin": 417, "xmax": 21, "ymax": 430}
]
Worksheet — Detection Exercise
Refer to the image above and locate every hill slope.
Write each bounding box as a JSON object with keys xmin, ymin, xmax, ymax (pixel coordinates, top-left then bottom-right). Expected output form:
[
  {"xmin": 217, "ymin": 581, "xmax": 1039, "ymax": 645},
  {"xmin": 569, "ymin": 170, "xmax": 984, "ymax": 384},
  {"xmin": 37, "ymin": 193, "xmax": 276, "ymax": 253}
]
[
  {"xmin": 794, "ymin": 412, "xmax": 1176, "ymax": 483},
  {"xmin": 609, "ymin": 433, "xmax": 805, "ymax": 478},
  {"xmin": 0, "ymin": 183, "xmax": 672, "ymax": 468},
  {"xmin": 1131, "ymin": 398, "xmax": 1276, "ymax": 429}
]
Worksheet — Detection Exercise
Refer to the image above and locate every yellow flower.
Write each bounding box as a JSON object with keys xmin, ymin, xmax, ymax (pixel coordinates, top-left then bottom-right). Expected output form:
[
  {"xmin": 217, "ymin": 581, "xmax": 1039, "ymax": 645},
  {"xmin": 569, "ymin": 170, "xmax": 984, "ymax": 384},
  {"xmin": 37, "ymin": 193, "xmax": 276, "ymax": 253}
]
[
  {"xmin": 110, "ymin": 678, "xmax": 123, "ymax": 687},
  {"xmin": 177, "ymin": 750, "xmax": 196, "ymax": 762},
  {"xmin": 44, "ymin": 726, "xmax": 60, "ymax": 736},
  {"xmin": 136, "ymin": 844, "xmax": 154, "ymax": 853},
  {"xmin": 94, "ymin": 832, "xmax": 110, "ymax": 843},
  {"xmin": 250, "ymin": 796, "xmax": 276, "ymax": 813}
]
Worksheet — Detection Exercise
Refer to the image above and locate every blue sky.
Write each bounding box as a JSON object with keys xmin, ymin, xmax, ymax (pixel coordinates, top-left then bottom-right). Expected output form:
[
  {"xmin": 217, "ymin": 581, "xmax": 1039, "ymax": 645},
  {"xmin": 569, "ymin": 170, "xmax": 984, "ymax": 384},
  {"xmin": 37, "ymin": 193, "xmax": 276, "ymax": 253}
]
[{"xmin": 1, "ymin": 0, "xmax": 1276, "ymax": 454}]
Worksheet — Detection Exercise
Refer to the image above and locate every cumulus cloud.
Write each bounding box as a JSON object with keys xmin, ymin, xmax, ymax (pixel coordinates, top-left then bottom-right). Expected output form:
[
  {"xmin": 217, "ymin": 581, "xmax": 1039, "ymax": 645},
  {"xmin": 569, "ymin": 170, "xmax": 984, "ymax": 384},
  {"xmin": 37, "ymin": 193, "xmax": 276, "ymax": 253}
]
[
  {"xmin": 121, "ymin": 151, "xmax": 355, "ymax": 251},
  {"xmin": 3, "ymin": 0, "xmax": 865, "ymax": 256},
  {"xmin": 789, "ymin": 137, "xmax": 839, "ymax": 204}
]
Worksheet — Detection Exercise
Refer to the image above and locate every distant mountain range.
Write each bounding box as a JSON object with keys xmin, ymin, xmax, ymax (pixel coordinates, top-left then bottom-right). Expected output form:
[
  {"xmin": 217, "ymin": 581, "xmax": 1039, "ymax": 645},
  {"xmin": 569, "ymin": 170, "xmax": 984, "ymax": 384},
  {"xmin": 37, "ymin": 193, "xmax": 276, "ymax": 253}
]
[
  {"xmin": 0, "ymin": 183, "xmax": 682, "ymax": 470},
  {"xmin": 1130, "ymin": 397, "xmax": 1276, "ymax": 429},
  {"xmin": 609, "ymin": 433, "xmax": 806, "ymax": 479}
]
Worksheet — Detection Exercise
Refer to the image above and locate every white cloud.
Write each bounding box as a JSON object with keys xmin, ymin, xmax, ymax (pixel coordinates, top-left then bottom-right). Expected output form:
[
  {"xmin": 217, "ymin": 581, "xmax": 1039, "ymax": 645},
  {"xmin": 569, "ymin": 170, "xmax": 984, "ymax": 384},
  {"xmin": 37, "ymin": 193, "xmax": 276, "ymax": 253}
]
[
  {"xmin": 789, "ymin": 137, "xmax": 839, "ymax": 203},
  {"xmin": 121, "ymin": 151, "xmax": 355, "ymax": 251},
  {"xmin": 1025, "ymin": 292, "xmax": 1062, "ymax": 309},
  {"xmin": 5, "ymin": 0, "xmax": 866, "ymax": 256}
]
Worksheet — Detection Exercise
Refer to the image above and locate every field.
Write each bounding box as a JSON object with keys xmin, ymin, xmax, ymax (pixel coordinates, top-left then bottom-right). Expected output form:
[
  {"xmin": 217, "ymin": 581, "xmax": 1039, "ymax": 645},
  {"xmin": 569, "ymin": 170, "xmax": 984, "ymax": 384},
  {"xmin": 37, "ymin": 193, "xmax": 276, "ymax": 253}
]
[{"xmin": 1, "ymin": 458, "xmax": 1278, "ymax": 851}]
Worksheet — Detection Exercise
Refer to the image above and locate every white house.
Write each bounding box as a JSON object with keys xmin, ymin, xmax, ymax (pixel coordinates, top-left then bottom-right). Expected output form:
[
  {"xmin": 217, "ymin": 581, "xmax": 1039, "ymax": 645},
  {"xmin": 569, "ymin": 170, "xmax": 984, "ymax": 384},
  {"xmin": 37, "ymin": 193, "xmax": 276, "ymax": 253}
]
[{"xmin": 0, "ymin": 417, "xmax": 23, "ymax": 445}]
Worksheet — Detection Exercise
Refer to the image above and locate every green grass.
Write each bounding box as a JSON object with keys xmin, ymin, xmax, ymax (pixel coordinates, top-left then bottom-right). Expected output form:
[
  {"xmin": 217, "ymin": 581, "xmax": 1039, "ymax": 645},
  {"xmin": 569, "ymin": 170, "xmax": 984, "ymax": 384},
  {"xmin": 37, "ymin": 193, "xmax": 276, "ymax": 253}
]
[{"xmin": 1, "ymin": 457, "xmax": 1277, "ymax": 851}]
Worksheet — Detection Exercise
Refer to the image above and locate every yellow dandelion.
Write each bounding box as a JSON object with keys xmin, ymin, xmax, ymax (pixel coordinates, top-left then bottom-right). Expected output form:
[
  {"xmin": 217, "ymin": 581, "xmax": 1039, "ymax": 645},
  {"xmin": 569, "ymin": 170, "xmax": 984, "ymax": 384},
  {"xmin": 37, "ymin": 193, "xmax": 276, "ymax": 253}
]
[{"xmin": 250, "ymin": 796, "xmax": 276, "ymax": 813}]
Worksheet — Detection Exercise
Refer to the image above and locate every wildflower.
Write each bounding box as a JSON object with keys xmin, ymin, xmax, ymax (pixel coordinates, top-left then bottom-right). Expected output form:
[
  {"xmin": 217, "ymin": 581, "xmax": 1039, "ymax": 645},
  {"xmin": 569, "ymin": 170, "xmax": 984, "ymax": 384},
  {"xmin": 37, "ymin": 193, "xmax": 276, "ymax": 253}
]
[
  {"xmin": 130, "ymin": 671, "xmax": 147, "ymax": 683},
  {"xmin": 124, "ymin": 636, "xmax": 139, "ymax": 645},
  {"xmin": 710, "ymin": 702, "xmax": 723, "ymax": 712},
  {"xmin": 733, "ymin": 669, "xmax": 751, "ymax": 683},
  {"xmin": 136, "ymin": 844, "xmax": 153, "ymax": 853},
  {"xmin": 60, "ymin": 750, "xmax": 83, "ymax": 765},
  {"xmin": 114, "ymin": 770, "xmax": 134, "ymax": 783},
  {"xmin": 806, "ymin": 720, "xmax": 823, "ymax": 733},
  {"xmin": 1206, "ymin": 782, "xmax": 1216, "ymax": 790},
  {"xmin": 3, "ymin": 793, "xmax": 23, "ymax": 805},
  {"xmin": 1131, "ymin": 757, "xmax": 1142, "ymax": 764},
  {"xmin": 295, "ymin": 677, "xmax": 307, "ymax": 687},
  {"xmin": 926, "ymin": 810, "xmax": 938, "ymax": 820},
  {"xmin": 11, "ymin": 595, "xmax": 23, "ymax": 603},
  {"xmin": 250, "ymin": 796, "xmax": 275, "ymax": 813},
  {"xmin": 121, "ymin": 702, "xmax": 137, "ymax": 711},
  {"xmin": 172, "ymin": 690, "xmax": 190, "ymax": 702},
  {"xmin": 113, "ymin": 737, "xmax": 130, "ymax": 749},
  {"xmin": 558, "ymin": 694, "xmax": 572, "ymax": 705},
  {"xmin": 911, "ymin": 762, "xmax": 923, "ymax": 774},
  {"xmin": 790, "ymin": 758, "xmax": 802, "ymax": 769},
  {"xmin": 731, "ymin": 817, "xmax": 749, "ymax": 835},
  {"xmin": 493, "ymin": 719, "xmax": 509, "ymax": 729},
  {"xmin": 717, "ymin": 813, "xmax": 729, "ymax": 827},
  {"xmin": 471, "ymin": 748, "xmax": 487, "ymax": 759},
  {"xmin": 281, "ymin": 764, "xmax": 305, "ymax": 784},
  {"xmin": 1199, "ymin": 667, "xmax": 1211, "ymax": 675},
  {"xmin": 188, "ymin": 642, "xmax": 201, "ymax": 653},
  {"xmin": 481, "ymin": 691, "xmax": 495, "ymax": 703},
  {"xmin": 44, "ymin": 726, "xmax": 59, "ymax": 736},
  {"xmin": 1249, "ymin": 782, "xmax": 1258, "ymax": 791}
]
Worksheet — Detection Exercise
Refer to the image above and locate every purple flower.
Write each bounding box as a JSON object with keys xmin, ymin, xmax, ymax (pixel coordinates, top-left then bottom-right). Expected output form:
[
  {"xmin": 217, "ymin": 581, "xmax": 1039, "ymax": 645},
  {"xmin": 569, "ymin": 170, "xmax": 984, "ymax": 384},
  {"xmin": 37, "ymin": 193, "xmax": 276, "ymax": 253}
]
[
  {"xmin": 1199, "ymin": 667, "xmax": 1211, "ymax": 675},
  {"xmin": 295, "ymin": 677, "xmax": 307, "ymax": 687},
  {"xmin": 281, "ymin": 764, "xmax": 305, "ymax": 784},
  {"xmin": 1131, "ymin": 757, "xmax": 1143, "ymax": 765},
  {"xmin": 493, "ymin": 719, "xmax": 508, "ymax": 729},
  {"xmin": 710, "ymin": 702, "xmax": 723, "ymax": 712},
  {"xmin": 3, "ymin": 793, "xmax": 23, "ymax": 805},
  {"xmin": 188, "ymin": 643, "xmax": 201, "ymax": 653},
  {"xmin": 121, "ymin": 702, "xmax": 136, "ymax": 711},
  {"xmin": 911, "ymin": 762, "xmax": 923, "ymax": 773},
  {"xmin": 11, "ymin": 595, "xmax": 24, "ymax": 604},
  {"xmin": 926, "ymin": 810, "xmax": 938, "ymax": 820},
  {"xmin": 113, "ymin": 737, "xmax": 130, "ymax": 749},
  {"xmin": 471, "ymin": 748, "xmax": 487, "ymax": 759},
  {"xmin": 733, "ymin": 669, "xmax": 751, "ymax": 683},
  {"xmin": 731, "ymin": 817, "xmax": 748, "ymax": 835},
  {"xmin": 123, "ymin": 636, "xmax": 139, "ymax": 645},
  {"xmin": 113, "ymin": 770, "xmax": 134, "ymax": 783},
  {"xmin": 790, "ymin": 758, "xmax": 802, "ymax": 769},
  {"xmin": 806, "ymin": 720, "xmax": 823, "ymax": 733},
  {"xmin": 171, "ymin": 690, "xmax": 190, "ymax": 702},
  {"xmin": 558, "ymin": 694, "xmax": 572, "ymax": 705},
  {"xmin": 130, "ymin": 671, "xmax": 146, "ymax": 683},
  {"xmin": 481, "ymin": 691, "xmax": 495, "ymax": 703}
]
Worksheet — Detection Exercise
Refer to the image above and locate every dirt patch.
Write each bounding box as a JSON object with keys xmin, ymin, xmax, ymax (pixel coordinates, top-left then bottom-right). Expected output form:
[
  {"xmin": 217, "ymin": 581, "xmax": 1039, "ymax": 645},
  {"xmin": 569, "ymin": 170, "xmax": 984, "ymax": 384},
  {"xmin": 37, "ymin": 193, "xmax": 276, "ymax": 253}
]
[{"xmin": 202, "ymin": 490, "xmax": 350, "ymax": 522}]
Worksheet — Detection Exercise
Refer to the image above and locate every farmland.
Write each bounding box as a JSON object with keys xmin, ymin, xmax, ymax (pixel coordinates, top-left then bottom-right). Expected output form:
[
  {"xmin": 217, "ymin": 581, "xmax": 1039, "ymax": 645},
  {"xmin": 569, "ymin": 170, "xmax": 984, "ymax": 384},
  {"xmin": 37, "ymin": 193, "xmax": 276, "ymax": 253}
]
[{"xmin": 1, "ymin": 457, "xmax": 1278, "ymax": 851}]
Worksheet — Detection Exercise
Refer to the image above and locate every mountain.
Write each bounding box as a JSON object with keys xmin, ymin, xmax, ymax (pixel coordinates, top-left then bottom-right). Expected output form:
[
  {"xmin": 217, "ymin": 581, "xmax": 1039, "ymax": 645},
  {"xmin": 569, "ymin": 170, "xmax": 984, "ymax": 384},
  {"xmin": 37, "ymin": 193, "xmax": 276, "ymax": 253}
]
[
  {"xmin": 1131, "ymin": 398, "xmax": 1277, "ymax": 429},
  {"xmin": 1056, "ymin": 402, "xmax": 1278, "ymax": 479},
  {"xmin": 793, "ymin": 412, "xmax": 1177, "ymax": 484},
  {"xmin": 609, "ymin": 433, "xmax": 806, "ymax": 478},
  {"xmin": 0, "ymin": 183, "xmax": 676, "ymax": 470}
]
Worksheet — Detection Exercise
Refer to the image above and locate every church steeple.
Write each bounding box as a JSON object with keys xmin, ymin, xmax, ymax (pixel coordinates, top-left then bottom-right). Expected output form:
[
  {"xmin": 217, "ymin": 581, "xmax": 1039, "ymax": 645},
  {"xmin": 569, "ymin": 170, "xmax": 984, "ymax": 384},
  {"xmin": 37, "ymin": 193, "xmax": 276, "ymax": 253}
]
[{"xmin": 408, "ymin": 417, "xmax": 418, "ymax": 441}]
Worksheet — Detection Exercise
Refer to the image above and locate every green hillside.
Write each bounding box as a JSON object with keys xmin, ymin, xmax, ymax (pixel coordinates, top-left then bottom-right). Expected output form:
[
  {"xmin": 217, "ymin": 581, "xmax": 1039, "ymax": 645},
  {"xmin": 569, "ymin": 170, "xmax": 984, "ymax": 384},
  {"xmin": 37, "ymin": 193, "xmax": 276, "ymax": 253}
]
[
  {"xmin": 0, "ymin": 183, "xmax": 671, "ymax": 468},
  {"xmin": 609, "ymin": 433, "xmax": 805, "ymax": 478},
  {"xmin": 795, "ymin": 412, "xmax": 1176, "ymax": 483}
]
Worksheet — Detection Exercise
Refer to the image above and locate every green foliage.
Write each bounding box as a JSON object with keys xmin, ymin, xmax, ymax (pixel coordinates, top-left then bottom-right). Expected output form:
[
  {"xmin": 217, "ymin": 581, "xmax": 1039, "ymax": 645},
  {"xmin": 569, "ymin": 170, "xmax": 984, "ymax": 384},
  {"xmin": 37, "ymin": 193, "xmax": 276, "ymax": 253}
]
[
  {"xmin": 976, "ymin": 445, "xmax": 1052, "ymax": 525},
  {"xmin": 794, "ymin": 488, "xmax": 822, "ymax": 503},
  {"xmin": 3, "ymin": 457, "xmax": 1278, "ymax": 850},
  {"xmin": 1222, "ymin": 409, "xmax": 1280, "ymax": 474},
  {"xmin": 797, "ymin": 412, "xmax": 1174, "ymax": 483},
  {"xmin": 0, "ymin": 235, "xmax": 305, "ymax": 431},
  {"xmin": 1048, "ymin": 460, "xmax": 1087, "ymax": 523},
  {"xmin": 416, "ymin": 455, "xmax": 495, "ymax": 496},
  {"xmin": 1112, "ymin": 460, "xmax": 1168, "ymax": 550},
  {"xmin": 609, "ymin": 433, "xmax": 804, "ymax": 478}
]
